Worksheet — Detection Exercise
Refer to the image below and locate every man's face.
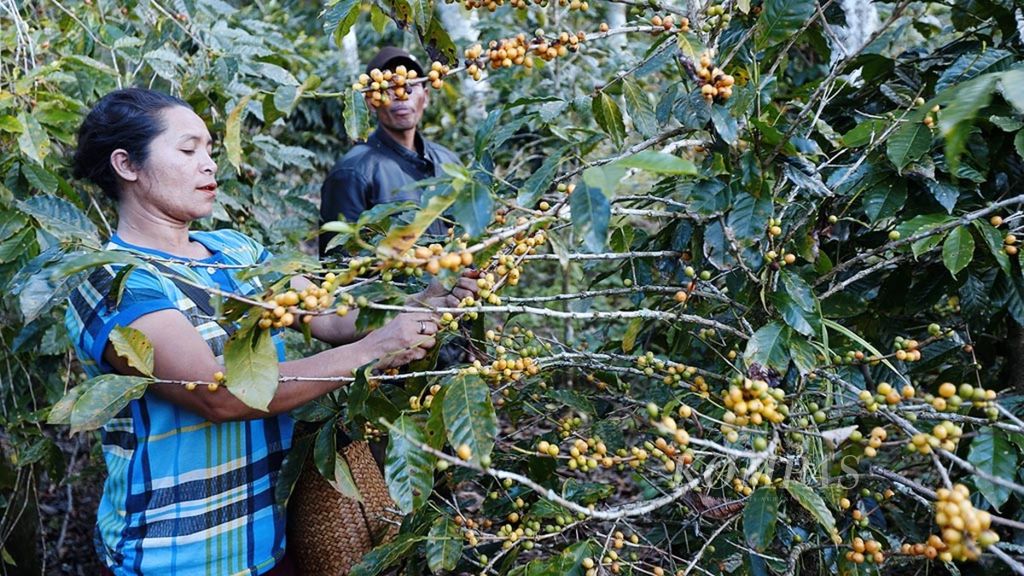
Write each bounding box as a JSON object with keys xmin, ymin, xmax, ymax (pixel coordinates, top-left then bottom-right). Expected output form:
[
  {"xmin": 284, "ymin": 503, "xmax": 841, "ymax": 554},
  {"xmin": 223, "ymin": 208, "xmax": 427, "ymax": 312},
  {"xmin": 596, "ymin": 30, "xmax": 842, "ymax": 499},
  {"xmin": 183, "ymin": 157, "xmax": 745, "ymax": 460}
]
[{"xmin": 370, "ymin": 76, "xmax": 428, "ymax": 134}]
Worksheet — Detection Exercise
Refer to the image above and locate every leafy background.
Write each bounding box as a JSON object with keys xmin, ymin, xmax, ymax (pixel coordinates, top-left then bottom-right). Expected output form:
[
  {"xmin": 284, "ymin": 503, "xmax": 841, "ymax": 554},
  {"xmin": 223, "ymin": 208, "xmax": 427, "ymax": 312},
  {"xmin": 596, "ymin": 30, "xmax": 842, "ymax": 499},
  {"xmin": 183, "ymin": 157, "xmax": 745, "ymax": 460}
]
[{"xmin": 2, "ymin": 0, "xmax": 1024, "ymax": 575}]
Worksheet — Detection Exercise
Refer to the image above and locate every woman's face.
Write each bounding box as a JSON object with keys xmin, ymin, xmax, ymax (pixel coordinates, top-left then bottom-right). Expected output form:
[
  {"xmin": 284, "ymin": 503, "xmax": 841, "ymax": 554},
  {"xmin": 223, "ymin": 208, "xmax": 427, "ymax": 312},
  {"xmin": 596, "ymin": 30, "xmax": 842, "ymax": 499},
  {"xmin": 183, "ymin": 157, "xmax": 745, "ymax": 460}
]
[{"xmin": 127, "ymin": 106, "xmax": 218, "ymax": 222}]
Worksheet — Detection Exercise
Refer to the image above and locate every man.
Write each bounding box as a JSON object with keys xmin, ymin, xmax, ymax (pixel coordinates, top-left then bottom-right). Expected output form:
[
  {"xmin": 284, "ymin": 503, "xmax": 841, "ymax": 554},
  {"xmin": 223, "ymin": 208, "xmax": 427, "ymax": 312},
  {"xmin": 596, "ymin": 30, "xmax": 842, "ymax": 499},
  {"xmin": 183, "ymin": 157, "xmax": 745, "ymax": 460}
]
[{"xmin": 319, "ymin": 46, "xmax": 460, "ymax": 256}]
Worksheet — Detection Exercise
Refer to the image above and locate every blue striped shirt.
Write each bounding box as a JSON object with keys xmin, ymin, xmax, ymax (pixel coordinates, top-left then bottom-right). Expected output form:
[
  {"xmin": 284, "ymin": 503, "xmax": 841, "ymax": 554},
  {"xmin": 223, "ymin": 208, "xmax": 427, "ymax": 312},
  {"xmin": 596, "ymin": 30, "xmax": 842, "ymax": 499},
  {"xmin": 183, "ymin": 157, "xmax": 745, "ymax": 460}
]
[{"xmin": 65, "ymin": 230, "xmax": 292, "ymax": 575}]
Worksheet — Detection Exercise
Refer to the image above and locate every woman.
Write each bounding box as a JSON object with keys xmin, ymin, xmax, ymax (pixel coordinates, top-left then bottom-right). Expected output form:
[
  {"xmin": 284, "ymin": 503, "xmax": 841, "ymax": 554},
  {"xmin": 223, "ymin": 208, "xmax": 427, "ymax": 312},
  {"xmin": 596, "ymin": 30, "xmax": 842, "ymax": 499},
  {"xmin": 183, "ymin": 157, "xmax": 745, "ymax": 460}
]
[{"xmin": 65, "ymin": 88, "xmax": 469, "ymax": 575}]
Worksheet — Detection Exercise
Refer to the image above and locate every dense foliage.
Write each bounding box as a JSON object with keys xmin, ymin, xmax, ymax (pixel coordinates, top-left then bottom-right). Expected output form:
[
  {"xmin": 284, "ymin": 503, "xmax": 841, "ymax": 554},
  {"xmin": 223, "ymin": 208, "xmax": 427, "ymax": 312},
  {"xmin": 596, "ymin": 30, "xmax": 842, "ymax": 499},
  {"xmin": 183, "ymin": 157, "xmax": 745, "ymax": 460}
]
[{"xmin": 2, "ymin": 0, "xmax": 1024, "ymax": 574}]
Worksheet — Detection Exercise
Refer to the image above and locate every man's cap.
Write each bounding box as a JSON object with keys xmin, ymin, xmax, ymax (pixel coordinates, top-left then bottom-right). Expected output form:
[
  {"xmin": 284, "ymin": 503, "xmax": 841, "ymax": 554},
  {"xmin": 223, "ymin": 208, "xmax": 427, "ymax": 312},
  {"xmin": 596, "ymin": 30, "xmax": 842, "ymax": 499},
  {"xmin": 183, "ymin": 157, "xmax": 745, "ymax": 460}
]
[{"xmin": 366, "ymin": 47, "xmax": 424, "ymax": 76}]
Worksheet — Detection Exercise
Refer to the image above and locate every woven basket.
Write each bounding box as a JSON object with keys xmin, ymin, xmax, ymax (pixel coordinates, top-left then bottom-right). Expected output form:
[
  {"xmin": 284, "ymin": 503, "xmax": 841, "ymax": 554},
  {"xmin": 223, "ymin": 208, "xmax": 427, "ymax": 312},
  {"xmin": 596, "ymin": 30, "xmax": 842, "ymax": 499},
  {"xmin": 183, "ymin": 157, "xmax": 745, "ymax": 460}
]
[{"xmin": 287, "ymin": 440, "xmax": 399, "ymax": 574}]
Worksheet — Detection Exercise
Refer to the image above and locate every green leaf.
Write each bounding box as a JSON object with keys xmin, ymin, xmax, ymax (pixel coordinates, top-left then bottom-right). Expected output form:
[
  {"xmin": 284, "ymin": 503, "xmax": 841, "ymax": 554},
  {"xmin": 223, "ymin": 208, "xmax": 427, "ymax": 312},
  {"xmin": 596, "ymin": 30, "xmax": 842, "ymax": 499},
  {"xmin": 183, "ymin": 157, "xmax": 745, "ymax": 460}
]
[
  {"xmin": 418, "ymin": 16, "xmax": 457, "ymax": 64},
  {"xmin": 972, "ymin": 220, "xmax": 1011, "ymax": 276},
  {"xmin": 0, "ymin": 114, "xmax": 23, "ymax": 133},
  {"xmin": 935, "ymin": 49, "xmax": 1015, "ymax": 93},
  {"xmin": 938, "ymin": 74, "xmax": 997, "ymax": 174},
  {"xmin": 47, "ymin": 385, "xmax": 86, "ymax": 425},
  {"xmin": 823, "ymin": 318, "xmax": 904, "ymax": 382},
  {"xmin": 21, "ymin": 161, "xmax": 58, "ymax": 194},
  {"xmin": 926, "ymin": 180, "xmax": 960, "ymax": 214},
  {"xmin": 886, "ymin": 120, "xmax": 932, "ymax": 171},
  {"xmin": 570, "ymin": 181, "xmax": 610, "ymax": 253},
  {"xmin": 427, "ymin": 517, "xmax": 462, "ymax": 573},
  {"xmin": 861, "ymin": 179, "xmax": 907, "ymax": 222},
  {"xmin": 518, "ymin": 148, "xmax": 565, "ymax": 208},
  {"xmin": 109, "ymin": 326, "xmax": 154, "ymax": 377},
  {"xmin": 16, "ymin": 112, "xmax": 51, "ymax": 164},
  {"xmin": 941, "ymin": 226, "xmax": 975, "ymax": 276},
  {"xmin": 783, "ymin": 481, "xmax": 838, "ymax": 542},
  {"xmin": 385, "ymin": 414, "xmax": 435, "ymax": 513},
  {"xmin": 616, "ymin": 151, "xmax": 697, "ymax": 175},
  {"xmin": 329, "ymin": 450, "xmax": 363, "ymax": 502},
  {"xmin": 673, "ymin": 90, "xmax": 712, "ymax": 130},
  {"xmin": 772, "ymin": 291, "xmax": 814, "ymax": 336},
  {"xmin": 379, "ymin": 191, "xmax": 457, "ymax": 257},
  {"xmin": 676, "ymin": 31, "xmax": 706, "ymax": 62},
  {"xmin": 70, "ymin": 374, "xmax": 151, "ymax": 433},
  {"xmin": 1000, "ymin": 69, "xmax": 1024, "ymax": 114},
  {"xmin": 711, "ymin": 105, "xmax": 739, "ymax": 145},
  {"xmin": 0, "ymin": 227, "xmax": 33, "ymax": 265},
  {"xmin": 442, "ymin": 373, "xmax": 497, "ymax": 466},
  {"xmin": 275, "ymin": 432, "xmax": 313, "ymax": 506},
  {"xmin": 1015, "ymin": 130, "xmax": 1024, "ymax": 161},
  {"xmin": 450, "ymin": 181, "xmax": 493, "ymax": 239},
  {"xmin": 779, "ymin": 271, "xmax": 815, "ymax": 312},
  {"xmin": 967, "ymin": 427, "xmax": 1017, "ymax": 510},
  {"xmin": 349, "ymin": 533, "xmax": 422, "ymax": 576},
  {"xmin": 841, "ymin": 119, "xmax": 887, "ymax": 148},
  {"xmin": 225, "ymin": 95, "xmax": 251, "ymax": 173},
  {"xmin": 895, "ymin": 214, "xmax": 954, "ymax": 258},
  {"xmin": 727, "ymin": 192, "xmax": 773, "ymax": 240},
  {"xmin": 744, "ymin": 322, "xmax": 791, "ymax": 373},
  {"xmin": 344, "ymin": 84, "xmax": 370, "ymax": 142},
  {"xmin": 17, "ymin": 195, "xmax": 98, "ymax": 244},
  {"xmin": 788, "ymin": 336, "xmax": 819, "ymax": 374},
  {"xmin": 744, "ymin": 487, "xmax": 779, "ymax": 551},
  {"xmin": 756, "ymin": 0, "xmax": 815, "ymax": 50},
  {"xmin": 622, "ymin": 79, "xmax": 657, "ymax": 139},
  {"xmin": 592, "ymin": 92, "xmax": 626, "ymax": 148},
  {"xmin": 323, "ymin": 0, "xmax": 363, "ymax": 42},
  {"xmin": 223, "ymin": 324, "xmax": 280, "ymax": 411},
  {"xmin": 314, "ymin": 417, "xmax": 338, "ymax": 479}
]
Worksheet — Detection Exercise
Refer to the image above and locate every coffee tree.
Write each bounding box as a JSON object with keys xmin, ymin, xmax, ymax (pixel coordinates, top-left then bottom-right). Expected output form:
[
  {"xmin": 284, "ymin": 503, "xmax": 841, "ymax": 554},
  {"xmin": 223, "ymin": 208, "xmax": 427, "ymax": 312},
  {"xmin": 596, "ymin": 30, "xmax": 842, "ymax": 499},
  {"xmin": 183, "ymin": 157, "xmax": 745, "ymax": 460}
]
[{"xmin": 2, "ymin": 0, "xmax": 1024, "ymax": 574}]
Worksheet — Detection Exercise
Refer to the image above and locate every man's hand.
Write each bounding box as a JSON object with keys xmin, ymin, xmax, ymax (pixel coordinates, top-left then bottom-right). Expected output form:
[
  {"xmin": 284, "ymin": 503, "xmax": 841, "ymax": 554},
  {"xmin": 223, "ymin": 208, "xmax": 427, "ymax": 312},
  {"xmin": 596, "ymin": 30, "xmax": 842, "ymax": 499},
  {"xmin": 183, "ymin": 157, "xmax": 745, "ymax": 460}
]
[{"xmin": 408, "ymin": 269, "xmax": 482, "ymax": 311}]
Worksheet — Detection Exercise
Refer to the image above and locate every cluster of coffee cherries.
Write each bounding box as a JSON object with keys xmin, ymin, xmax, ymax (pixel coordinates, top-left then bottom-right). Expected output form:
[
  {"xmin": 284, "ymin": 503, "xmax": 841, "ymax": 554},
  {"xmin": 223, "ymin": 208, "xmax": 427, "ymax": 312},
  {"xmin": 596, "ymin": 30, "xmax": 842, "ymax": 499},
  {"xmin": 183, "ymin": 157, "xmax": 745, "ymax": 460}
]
[
  {"xmin": 647, "ymin": 14, "xmax": 690, "ymax": 33},
  {"xmin": 259, "ymin": 278, "xmax": 338, "ymax": 329},
  {"xmin": 353, "ymin": 66, "xmax": 417, "ymax": 108},
  {"xmin": 907, "ymin": 420, "xmax": 963, "ymax": 455},
  {"xmin": 495, "ymin": 513, "xmax": 543, "ymax": 551},
  {"xmin": 844, "ymin": 536, "xmax": 885, "ymax": 565},
  {"xmin": 461, "ymin": 327, "xmax": 545, "ymax": 389},
  {"xmin": 483, "ymin": 35, "xmax": 535, "ymax": 70},
  {"xmin": 565, "ymin": 438, "xmax": 606, "ymax": 472},
  {"xmin": 456, "ymin": 0, "xmax": 514, "ymax": 11},
  {"xmin": 425, "ymin": 61, "xmax": 450, "ymax": 89},
  {"xmin": 184, "ymin": 370, "xmax": 226, "ymax": 392},
  {"xmin": 635, "ymin": 352, "xmax": 702, "ymax": 391},
  {"xmin": 1003, "ymin": 232, "xmax": 1017, "ymax": 256},
  {"xmin": 892, "ymin": 336, "xmax": 923, "ymax": 362},
  {"xmin": 987, "ymin": 214, "xmax": 1017, "ymax": 256},
  {"xmin": 411, "ymin": 243, "xmax": 474, "ymax": 276},
  {"xmin": 902, "ymin": 484, "xmax": 998, "ymax": 562},
  {"xmin": 731, "ymin": 471, "xmax": 773, "ymax": 496},
  {"xmin": 764, "ymin": 248, "xmax": 798, "ymax": 267},
  {"xmin": 597, "ymin": 531, "xmax": 643, "ymax": 574},
  {"xmin": 920, "ymin": 102, "xmax": 941, "ymax": 129},
  {"xmin": 464, "ymin": 352, "xmax": 541, "ymax": 386},
  {"xmin": 696, "ymin": 52, "xmax": 734, "ymax": 102},
  {"xmin": 463, "ymin": 44, "xmax": 485, "ymax": 80},
  {"xmin": 855, "ymin": 426, "xmax": 887, "ymax": 458},
  {"xmin": 648, "ymin": 411, "xmax": 693, "ymax": 472},
  {"xmin": 477, "ymin": 30, "xmax": 585, "ymax": 72},
  {"xmin": 491, "ymin": 227, "xmax": 548, "ymax": 286},
  {"xmin": 456, "ymin": 514, "xmax": 483, "ymax": 547},
  {"xmin": 408, "ymin": 383, "xmax": 442, "ymax": 411},
  {"xmin": 720, "ymin": 377, "xmax": 787, "ymax": 440},
  {"xmin": 923, "ymin": 381, "xmax": 998, "ymax": 414},
  {"xmin": 859, "ymin": 381, "xmax": 916, "ymax": 411}
]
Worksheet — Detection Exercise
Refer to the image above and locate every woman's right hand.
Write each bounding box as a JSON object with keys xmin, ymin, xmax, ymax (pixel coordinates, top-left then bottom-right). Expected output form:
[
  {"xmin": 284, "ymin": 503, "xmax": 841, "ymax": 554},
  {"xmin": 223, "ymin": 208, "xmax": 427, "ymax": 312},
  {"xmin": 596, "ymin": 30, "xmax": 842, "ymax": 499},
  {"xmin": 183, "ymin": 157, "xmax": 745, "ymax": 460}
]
[{"xmin": 366, "ymin": 312, "xmax": 439, "ymax": 370}]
